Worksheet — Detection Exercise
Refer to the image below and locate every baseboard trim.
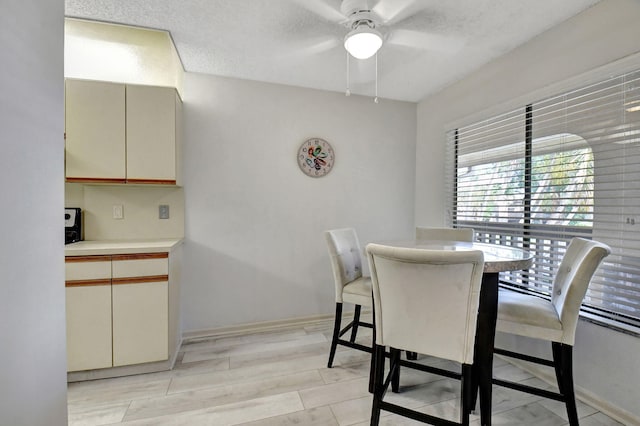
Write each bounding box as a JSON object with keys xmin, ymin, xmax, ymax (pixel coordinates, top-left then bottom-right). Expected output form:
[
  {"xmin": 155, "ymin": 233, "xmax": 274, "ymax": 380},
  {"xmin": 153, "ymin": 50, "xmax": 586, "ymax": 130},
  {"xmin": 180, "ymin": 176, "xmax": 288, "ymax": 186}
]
[
  {"xmin": 497, "ymin": 355, "xmax": 640, "ymax": 425},
  {"xmin": 182, "ymin": 309, "xmax": 373, "ymax": 343},
  {"xmin": 182, "ymin": 313, "xmax": 335, "ymax": 342}
]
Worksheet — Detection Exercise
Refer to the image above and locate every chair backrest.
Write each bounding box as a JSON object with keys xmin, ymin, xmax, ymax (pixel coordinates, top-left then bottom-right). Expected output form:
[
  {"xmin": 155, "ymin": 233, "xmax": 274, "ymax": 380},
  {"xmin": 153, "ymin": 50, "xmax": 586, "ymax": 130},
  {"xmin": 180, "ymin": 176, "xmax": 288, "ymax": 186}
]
[
  {"xmin": 325, "ymin": 228, "xmax": 364, "ymax": 303},
  {"xmin": 552, "ymin": 237, "xmax": 611, "ymax": 345},
  {"xmin": 366, "ymin": 243, "xmax": 485, "ymax": 364},
  {"xmin": 416, "ymin": 226, "xmax": 475, "ymax": 242}
]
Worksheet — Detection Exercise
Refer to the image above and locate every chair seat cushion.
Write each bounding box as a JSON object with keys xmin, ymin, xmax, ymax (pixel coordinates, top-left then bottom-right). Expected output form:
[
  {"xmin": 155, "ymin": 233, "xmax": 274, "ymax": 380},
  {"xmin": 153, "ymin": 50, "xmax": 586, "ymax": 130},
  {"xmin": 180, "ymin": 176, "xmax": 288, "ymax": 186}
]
[
  {"xmin": 342, "ymin": 276, "xmax": 372, "ymax": 307},
  {"xmin": 496, "ymin": 289, "xmax": 563, "ymax": 342}
]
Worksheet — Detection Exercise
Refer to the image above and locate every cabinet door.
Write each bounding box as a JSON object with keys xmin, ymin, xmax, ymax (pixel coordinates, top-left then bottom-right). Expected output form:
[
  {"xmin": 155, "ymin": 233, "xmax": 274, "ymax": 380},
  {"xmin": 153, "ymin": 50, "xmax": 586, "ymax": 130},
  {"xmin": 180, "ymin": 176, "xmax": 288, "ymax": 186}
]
[
  {"xmin": 65, "ymin": 256, "xmax": 113, "ymax": 372},
  {"xmin": 111, "ymin": 253, "xmax": 169, "ymax": 366},
  {"xmin": 65, "ymin": 79, "xmax": 126, "ymax": 183},
  {"xmin": 126, "ymin": 85, "xmax": 177, "ymax": 184},
  {"xmin": 66, "ymin": 285, "xmax": 112, "ymax": 372},
  {"xmin": 112, "ymin": 280, "xmax": 168, "ymax": 366}
]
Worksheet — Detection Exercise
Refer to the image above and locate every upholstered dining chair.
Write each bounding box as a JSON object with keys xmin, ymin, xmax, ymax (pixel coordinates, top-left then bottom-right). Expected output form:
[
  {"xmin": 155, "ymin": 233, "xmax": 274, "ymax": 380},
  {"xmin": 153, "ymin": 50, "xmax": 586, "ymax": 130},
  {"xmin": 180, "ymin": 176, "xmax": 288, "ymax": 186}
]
[
  {"xmin": 366, "ymin": 243, "xmax": 485, "ymax": 426},
  {"xmin": 494, "ymin": 237, "xmax": 611, "ymax": 426},
  {"xmin": 416, "ymin": 226, "xmax": 475, "ymax": 242},
  {"xmin": 324, "ymin": 228, "xmax": 374, "ymax": 368},
  {"xmin": 407, "ymin": 226, "xmax": 475, "ymax": 361}
]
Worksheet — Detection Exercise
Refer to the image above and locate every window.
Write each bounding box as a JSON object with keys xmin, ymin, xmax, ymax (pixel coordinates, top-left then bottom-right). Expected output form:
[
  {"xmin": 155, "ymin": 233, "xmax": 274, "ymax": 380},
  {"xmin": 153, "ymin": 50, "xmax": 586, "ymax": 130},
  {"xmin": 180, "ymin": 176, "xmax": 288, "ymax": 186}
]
[{"xmin": 446, "ymin": 69, "xmax": 640, "ymax": 331}]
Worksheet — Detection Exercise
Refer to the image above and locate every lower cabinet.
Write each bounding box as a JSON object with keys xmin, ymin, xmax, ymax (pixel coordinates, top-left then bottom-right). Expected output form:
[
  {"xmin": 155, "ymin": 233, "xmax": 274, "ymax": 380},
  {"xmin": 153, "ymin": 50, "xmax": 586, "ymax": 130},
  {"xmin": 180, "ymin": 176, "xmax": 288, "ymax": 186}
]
[
  {"xmin": 112, "ymin": 280, "xmax": 168, "ymax": 366},
  {"xmin": 66, "ymin": 282, "xmax": 113, "ymax": 371},
  {"xmin": 65, "ymin": 252, "xmax": 170, "ymax": 372}
]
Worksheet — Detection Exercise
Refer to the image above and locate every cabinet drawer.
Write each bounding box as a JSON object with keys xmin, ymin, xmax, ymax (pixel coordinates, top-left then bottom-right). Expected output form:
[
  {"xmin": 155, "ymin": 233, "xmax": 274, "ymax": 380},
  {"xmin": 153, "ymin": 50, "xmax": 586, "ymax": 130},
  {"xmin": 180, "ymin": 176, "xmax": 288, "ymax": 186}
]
[
  {"xmin": 65, "ymin": 256, "xmax": 112, "ymax": 281},
  {"xmin": 112, "ymin": 253, "xmax": 168, "ymax": 278}
]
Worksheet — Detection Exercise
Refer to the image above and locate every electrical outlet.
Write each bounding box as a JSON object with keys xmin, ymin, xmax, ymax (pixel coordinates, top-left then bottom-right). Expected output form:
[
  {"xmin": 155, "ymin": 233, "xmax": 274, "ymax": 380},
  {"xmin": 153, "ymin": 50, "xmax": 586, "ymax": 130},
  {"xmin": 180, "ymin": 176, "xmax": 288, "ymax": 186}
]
[
  {"xmin": 159, "ymin": 204, "xmax": 170, "ymax": 219},
  {"xmin": 112, "ymin": 204, "xmax": 124, "ymax": 220}
]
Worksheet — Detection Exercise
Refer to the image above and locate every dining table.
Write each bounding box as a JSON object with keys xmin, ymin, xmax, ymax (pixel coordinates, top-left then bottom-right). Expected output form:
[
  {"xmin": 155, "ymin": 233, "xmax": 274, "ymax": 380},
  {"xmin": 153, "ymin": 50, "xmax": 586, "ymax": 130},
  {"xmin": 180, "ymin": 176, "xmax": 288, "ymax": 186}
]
[{"xmin": 370, "ymin": 239, "xmax": 534, "ymax": 426}]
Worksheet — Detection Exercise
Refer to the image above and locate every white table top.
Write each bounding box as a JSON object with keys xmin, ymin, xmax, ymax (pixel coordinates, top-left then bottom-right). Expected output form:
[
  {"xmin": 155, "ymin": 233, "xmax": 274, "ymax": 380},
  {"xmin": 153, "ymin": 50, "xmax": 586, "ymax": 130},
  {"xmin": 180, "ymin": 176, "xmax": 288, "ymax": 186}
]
[{"xmin": 367, "ymin": 240, "xmax": 533, "ymax": 273}]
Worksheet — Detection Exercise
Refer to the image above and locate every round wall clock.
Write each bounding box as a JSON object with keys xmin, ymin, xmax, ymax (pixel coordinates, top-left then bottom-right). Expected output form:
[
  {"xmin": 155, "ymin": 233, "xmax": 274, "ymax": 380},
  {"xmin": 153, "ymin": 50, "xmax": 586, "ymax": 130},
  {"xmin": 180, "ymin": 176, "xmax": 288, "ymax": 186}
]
[{"xmin": 297, "ymin": 138, "xmax": 335, "ymax": 177}]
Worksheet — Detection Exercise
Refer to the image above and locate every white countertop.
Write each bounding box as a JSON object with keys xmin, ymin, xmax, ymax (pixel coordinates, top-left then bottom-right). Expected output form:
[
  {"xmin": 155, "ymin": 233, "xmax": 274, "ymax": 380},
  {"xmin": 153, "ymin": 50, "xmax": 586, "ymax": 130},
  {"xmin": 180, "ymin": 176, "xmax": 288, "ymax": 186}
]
[{"xmin": 65, "ymin": 239, "xmax": 183, "ymax": 256}]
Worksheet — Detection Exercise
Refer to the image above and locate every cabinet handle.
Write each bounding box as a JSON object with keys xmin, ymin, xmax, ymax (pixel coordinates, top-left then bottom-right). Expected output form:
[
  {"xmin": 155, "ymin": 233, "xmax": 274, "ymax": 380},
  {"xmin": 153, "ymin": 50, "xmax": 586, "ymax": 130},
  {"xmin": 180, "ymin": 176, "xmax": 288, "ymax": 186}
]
[
  {"xmin": 65, "ymin": 255, "xmax": 112, "ymax": 263},
  {"xmin": 125, "ymin": 179, "xmax": 176, "ymax": 185},
  {"xmin": 66, "ymin": 279, "xmax": 111, "ymax": 287},
  {"xmin": 111, "ymin": 253, "xmax": 168, "ymax": 261},
  {"xmin": 65, "ymin": 177, "xmax": 127, "ymax": 184},
  {"xmin": 112, "ymin": 275, "xmax": 169, "ymax": 285}
]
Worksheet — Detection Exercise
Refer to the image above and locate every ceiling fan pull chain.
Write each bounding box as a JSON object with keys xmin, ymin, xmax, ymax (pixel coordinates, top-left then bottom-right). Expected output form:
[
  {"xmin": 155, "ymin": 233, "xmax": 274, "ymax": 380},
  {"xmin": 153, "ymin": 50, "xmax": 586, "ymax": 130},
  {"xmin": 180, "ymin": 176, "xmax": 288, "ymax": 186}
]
[
  {"xmin": 374, "ymin": 51, "xmax": 379, "ymax": 104},
  {"xmin": 345, "ymin": 50, "xmax": 351, "ymax": 96}
]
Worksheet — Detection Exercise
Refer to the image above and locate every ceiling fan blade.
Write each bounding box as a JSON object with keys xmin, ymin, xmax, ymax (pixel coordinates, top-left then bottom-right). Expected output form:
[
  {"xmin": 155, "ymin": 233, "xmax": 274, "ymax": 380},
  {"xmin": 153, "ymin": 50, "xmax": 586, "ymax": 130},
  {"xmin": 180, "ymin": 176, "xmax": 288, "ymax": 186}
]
[
  {"xmin": 299, "ymin": 37, "xmax": 341, "ymax": 55},
  {"xmin": 386, "ymin": 29, "xmax": 465, "ymax": 54},
  {"xmin": 278, "ymin": 36, "xmax": 341, "ymax": 61},
  {"xmin": 372, "ymin": 0, "xmax": 430, "ymax": 25},
  {"xmin": 289, "ymin": 0, "xmax": 347, "ymax": 23}
]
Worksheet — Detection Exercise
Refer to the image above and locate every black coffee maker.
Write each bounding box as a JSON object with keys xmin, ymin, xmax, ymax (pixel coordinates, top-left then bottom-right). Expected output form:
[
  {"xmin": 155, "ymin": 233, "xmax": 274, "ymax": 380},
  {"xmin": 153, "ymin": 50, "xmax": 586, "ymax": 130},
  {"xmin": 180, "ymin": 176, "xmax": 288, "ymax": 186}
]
[{"xmin": 65, "ymin": 208, "xmax": 82, "ymax": 244}]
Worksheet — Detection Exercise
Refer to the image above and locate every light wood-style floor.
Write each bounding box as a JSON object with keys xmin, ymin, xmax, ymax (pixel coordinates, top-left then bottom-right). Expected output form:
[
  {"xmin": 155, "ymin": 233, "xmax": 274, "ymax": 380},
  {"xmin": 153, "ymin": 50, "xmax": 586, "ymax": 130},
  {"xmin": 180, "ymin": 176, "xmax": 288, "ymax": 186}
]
[{"xmin": 67, "ymin": 317, "xmax": 623, "ymax": 425}]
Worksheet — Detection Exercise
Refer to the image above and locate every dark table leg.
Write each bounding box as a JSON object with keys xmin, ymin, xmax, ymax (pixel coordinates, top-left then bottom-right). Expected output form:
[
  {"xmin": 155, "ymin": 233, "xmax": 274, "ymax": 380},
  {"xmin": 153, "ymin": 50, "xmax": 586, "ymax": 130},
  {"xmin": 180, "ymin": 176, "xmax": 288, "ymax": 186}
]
[{"xmin": 471, "ymin": 272, "xmax": 499, "ymax": 426}]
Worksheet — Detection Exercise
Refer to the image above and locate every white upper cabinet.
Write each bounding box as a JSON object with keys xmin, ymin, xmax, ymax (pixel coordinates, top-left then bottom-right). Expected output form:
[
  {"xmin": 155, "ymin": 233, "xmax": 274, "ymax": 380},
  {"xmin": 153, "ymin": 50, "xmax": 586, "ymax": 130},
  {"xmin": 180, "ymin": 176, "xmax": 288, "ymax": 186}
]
[
  {"xmin": 65, "ymin": 79, "xmax": 126, "ymax": 183},
  {"xmin": 126, "ymin": 84, "xmax": 181, "ymax": 185},
  {"xmin": 65, "ymin": 79, "xmax": 182, "ymax": 185}
]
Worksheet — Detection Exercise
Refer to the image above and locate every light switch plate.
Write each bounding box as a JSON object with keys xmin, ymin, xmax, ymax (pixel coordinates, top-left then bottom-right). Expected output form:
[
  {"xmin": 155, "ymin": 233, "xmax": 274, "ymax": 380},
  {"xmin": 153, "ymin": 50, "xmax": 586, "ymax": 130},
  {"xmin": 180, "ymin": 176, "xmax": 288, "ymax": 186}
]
[
  {"xmin": 159, "ymin": 204, "xmax": 170, "ymax": 219},
  {"xmin": 112, "ymin": 204, "xmax": 124, "ymax": 220}
]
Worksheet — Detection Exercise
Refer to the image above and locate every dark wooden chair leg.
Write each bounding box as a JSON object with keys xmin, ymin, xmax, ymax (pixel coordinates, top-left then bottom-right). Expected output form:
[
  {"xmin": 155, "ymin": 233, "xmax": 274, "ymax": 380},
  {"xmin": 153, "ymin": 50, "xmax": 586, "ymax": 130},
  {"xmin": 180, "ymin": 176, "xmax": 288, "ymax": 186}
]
[
  {"xmin": 461, "ymin": 364, "xmax": 473, "ymax": 426},
  {"xmin": 369, "ymin": 309, "xmax": 376, "ymax": 393},
  {"xmin": 552, "ymin": 342, "xmax": 566, "ymax": 395},
  {"xmin": 327, "ymin": 303, "xmax": 343, "ymax": 368},
  {"xmin": 391, "ymin": 348, "xmax": 401, "ymax": 393},
  {"xmin": 554, "ymin": 342, "xmax": 579, "ymax": 426},
  {"xmin": 370, "ymin": 344, "xmax": 386, "ymax": 426},
  {"xmin": 350, "ymin": 305, "xmax": 361, "ymax": 343}
]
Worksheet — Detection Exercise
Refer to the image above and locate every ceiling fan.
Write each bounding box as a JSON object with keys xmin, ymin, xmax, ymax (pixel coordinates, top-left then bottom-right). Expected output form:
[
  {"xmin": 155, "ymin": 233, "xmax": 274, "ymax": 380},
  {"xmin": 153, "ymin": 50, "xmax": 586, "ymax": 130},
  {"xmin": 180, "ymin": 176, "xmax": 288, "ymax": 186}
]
[{"xmin": 292, "ymin": 0, "xmax": 465, "ymax": 60}]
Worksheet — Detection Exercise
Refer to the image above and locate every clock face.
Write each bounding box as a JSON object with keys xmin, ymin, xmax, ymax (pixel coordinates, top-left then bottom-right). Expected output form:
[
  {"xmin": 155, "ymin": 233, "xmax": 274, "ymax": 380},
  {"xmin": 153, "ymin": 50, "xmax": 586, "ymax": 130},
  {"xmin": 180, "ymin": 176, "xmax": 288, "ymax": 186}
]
[{"xmin": 297, "ymin": 138, "xmax": 335, "ymax": 177}]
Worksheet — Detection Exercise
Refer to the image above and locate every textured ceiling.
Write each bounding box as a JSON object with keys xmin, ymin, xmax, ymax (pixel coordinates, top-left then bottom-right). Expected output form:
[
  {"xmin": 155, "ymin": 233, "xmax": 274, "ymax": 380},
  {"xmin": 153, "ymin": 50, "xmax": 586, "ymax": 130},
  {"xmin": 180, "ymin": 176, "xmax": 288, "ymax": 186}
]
[{"xmin": 65, "ymin": 0, "xmax": 601, "ymax": 102}]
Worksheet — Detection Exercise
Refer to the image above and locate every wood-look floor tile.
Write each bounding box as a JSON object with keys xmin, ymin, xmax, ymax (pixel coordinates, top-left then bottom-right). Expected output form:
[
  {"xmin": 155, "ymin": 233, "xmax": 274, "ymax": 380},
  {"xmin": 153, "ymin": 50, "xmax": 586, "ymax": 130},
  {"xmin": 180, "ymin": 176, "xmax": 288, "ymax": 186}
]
[
  {"xmin": 237, "ymin": 406, "xmax": 339, "ymax": 426},
  {"xmin": 579, "ymin": 412, "xmax": 626, "ymax": 425},
  {"xmin": 319, "ymin": 359, "xmax": 371, "ymax": 384},
  {"xmin": 482, "ymin": 401, "xmax": 568, "ymax": 425},
  {"xmin": 171, "ymin": 354, "xmax": 230, "ymax": 377},
  {"xmin": 105, "ymin": 391, "xmax": 304, "ymax": 426},
  {"xmin": 493, "ymin": 361, "xmax": 536, "ymax": 383},
  {"xmin": 329, "ymin": 395, "xmax": 373, "ymax": 425},
  {"xmin": 182, "ymin": 332, "xmax": 328, "ymax": 364},
  {"xmin": 67, "ymin": 376, "xmax": 171, "ymax": 404},
  {"xmin": 325, "ymin": 348, "xmax": 372, "ymax": 368},
  {"xmin": 490, "ymin": 376, "xmax": 548, "ymax": 415},
  {"xmin": 230, "ymin": 341, "xmax": 336, "ymax": 370},
  {"xmin": 67, "ymin": 401, "xmax": 130, "ymax": 426},
  {"xmin": 180, "ymin": 328, "xmax": 309, "ymax": 354},
  {"xmin": 168, "ymin": 354, "xmax": 328, "ymax": 394},
  {"xmin": 299, "ymin": 377, "xmax": 370, "ymax": 409},
  {"xmin": 124, "ymin": 370, "xmax": 324, "ymax": 421}
]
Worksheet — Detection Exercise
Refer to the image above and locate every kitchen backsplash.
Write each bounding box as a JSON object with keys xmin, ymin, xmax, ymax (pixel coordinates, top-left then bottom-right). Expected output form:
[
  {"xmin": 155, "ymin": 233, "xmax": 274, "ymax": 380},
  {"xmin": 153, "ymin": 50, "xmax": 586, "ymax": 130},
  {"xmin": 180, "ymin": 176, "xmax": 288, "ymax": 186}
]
[{"xmin": 65, "ymin": 183, "xmax": 184, "ymax": 240}]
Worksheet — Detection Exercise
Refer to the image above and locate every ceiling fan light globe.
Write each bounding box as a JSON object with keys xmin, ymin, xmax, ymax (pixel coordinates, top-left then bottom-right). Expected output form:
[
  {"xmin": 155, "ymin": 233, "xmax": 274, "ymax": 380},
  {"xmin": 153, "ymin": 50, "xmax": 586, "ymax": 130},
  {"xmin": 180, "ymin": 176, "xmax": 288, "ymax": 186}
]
[{"xmin": 344, "ymin": 28, "xmax": 382, "ymax": 59}]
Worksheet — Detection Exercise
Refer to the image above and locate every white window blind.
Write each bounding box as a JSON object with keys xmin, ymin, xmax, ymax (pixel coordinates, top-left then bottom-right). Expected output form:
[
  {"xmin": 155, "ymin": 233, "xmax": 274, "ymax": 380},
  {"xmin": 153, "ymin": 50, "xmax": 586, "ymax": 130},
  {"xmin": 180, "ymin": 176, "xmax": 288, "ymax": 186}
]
[{"xmin": 446, "ymin": 69, "xmax": 640, "ymax": 331}]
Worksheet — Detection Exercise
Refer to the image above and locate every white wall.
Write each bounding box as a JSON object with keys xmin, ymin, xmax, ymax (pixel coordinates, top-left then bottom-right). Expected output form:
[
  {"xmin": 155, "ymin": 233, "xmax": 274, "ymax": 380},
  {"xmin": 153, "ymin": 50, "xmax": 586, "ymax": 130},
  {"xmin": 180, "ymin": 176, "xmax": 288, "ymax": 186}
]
[
  {"xmin": 0, "ymin": 0, "xmax": 67, "ymax": 425},
  {"xmin": 416, "ymin": 0, "xmax": 640, "ymax": 421},
  {"xmin": 182, "ymin": 73, "xmax": 416, "ymax": 331}
]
